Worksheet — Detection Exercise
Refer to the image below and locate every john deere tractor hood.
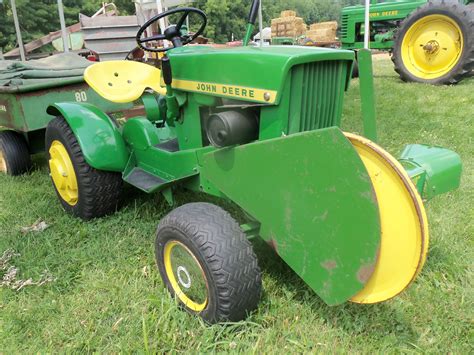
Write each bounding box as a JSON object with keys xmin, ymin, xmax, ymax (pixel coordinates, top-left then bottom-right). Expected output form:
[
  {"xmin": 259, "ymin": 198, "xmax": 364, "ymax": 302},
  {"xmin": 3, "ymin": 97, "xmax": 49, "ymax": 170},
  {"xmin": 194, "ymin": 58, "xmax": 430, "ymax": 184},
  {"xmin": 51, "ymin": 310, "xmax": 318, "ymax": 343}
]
[{"xmin": 168, "ymin": 45, "xmax": 355, "ymax": 104}]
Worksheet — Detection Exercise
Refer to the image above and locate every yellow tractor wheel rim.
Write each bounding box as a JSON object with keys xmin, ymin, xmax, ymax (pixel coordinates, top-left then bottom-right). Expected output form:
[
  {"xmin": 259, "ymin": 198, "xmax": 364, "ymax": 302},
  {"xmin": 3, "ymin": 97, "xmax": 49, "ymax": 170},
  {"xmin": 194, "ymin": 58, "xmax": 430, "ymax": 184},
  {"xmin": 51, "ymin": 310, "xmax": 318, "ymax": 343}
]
[
  {"xmin": 48, "ymin": 140, "xmax": 78, "ymax": 206},
  {"xmin": 345, "ymin": 133, "xmax": 429, "ymax": 304},
  {"xmin": 0, "ymin": 149, "xmax": 7, "ymax": 173},
  {"xmin": 163, "ymin": 241, "xmax": 209, "ymax": 312},
  {"xmin": 401, "ymin": 14, "xmax": 464, "ymax": 80}
]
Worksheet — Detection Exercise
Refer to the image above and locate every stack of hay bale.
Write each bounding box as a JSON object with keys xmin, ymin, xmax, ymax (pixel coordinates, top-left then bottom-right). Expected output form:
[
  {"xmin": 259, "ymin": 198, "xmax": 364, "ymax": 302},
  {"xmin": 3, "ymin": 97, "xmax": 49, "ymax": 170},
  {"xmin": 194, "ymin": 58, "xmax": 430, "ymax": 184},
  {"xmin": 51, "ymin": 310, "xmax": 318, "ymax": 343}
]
[
  {"xmin": 271, "ymin": 10, "xmax": 307, "ymax": 38},
  {"xmin": 305, "ymin": 21, "xmax": 338, "ymax": 42}
]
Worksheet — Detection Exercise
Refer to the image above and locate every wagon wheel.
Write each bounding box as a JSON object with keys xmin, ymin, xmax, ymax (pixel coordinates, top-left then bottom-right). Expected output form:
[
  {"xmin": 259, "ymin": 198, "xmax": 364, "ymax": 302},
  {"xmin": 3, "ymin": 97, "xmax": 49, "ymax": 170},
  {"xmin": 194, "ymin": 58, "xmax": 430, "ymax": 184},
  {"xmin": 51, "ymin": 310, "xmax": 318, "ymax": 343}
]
[
  {"xmin": 155, "ymin": 203, "xmax": 262, "ymax": 323},
  {"xmin": 45, "ymin": 116, "xmax": 122, "ymax": 220},
  {"xmin": 0, "ymin": 130, "xmax": 32, "ymax": 176},
  {"xmin": 392, "ymin": 0, "xmax": 474, "ymax": 84}
]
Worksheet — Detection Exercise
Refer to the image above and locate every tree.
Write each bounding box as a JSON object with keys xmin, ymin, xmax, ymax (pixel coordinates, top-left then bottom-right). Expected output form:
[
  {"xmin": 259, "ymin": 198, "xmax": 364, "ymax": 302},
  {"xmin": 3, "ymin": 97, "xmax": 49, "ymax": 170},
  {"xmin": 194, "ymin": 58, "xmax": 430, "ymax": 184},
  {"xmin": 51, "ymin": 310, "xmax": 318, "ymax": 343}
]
[
  {"xmin": 0, "ymin": 0, "xmax": 136, "ymax": 53},
  {"xmin": 0, "ymin": 0, "xmax": 365, "ymax": 52}
]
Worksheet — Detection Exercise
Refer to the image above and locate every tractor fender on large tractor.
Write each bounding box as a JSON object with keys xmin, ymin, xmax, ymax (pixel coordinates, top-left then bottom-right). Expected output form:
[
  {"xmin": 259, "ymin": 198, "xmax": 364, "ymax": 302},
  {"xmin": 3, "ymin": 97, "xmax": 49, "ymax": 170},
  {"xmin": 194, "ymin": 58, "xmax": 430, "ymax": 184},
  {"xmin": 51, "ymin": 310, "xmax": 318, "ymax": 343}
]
[{"xmin": 46, "ymin": 102, "xmax": 129, "ymax": 172}]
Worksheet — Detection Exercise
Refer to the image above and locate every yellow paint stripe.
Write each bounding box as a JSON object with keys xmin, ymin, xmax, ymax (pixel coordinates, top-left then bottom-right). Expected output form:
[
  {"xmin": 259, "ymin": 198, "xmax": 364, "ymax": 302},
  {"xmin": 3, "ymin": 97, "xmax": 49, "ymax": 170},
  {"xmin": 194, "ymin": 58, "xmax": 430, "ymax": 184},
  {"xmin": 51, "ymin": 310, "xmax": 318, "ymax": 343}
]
[{"xmin": 172, "ymin": 79, "xmax": 277, "ymax": 104}]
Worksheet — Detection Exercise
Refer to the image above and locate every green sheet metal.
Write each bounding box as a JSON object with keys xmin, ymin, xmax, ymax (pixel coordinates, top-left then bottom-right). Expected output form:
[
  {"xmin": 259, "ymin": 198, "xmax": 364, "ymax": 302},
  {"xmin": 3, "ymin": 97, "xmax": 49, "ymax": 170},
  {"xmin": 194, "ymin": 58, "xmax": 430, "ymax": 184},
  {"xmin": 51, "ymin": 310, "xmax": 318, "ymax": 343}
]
[
  {"xmin": 168, "ymin": 45, "xmax": 354, "ymax": 105},
  {"xmin": 47, "ymin": 102, "xmax": 129, "ymax": 172},
  {"xmin": 340, "ymin": 1, "xmax": 427, "ymax": 50},
  {"xmin": 202, "ymin": 127, "xmax": 381, "ymax": 305},
  {"xmin": 52, "ymin": 32, "xmax": 84, "ymax": 52},
  {"xmin": 358, "ymin": 49, "xmax": 378, "ymax": 142},
  {"xmin": 399, "ymin": 144, "xmax": 462, "ymax": 199}
]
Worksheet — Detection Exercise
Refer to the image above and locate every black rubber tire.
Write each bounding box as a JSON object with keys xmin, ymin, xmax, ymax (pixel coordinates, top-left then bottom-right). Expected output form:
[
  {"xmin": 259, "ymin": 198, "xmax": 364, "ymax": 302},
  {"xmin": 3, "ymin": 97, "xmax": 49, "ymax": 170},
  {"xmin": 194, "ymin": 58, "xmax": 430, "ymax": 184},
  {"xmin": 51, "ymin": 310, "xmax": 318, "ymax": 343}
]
[
  {"xmin": 155, "ymin": 203, "xmax": 262, "ymax": 324},
  {"xmin": 45, "ymin": 116, "xmax": 123, "ymax": 220},
  {"xmin": 352, "ymin": 58, "xmax": 359, "ymax": 78},
  {"xmin": 392, "ymin": 0, "xmax": 474, "ymax": 85},
  {"xmin": 0, "ymin": 130, "xmax": 31, "ymax": 176}
]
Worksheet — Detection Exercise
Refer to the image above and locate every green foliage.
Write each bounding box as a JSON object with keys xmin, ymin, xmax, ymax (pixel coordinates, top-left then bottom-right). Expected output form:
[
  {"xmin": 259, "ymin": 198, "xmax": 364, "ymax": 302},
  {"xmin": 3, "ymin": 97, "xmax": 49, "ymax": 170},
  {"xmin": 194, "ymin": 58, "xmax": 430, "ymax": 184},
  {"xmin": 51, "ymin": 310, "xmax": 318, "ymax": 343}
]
[
  {"xmin": 0, "ymin": 0, "xmax": 360, "ymax": 52},
  {"xmin": 0, "ymin": 58, "xmax": 472, "ymax": 352},
  {"xmin": 0, "ymin": 0, "xmax": 135, "ymax": 53}
]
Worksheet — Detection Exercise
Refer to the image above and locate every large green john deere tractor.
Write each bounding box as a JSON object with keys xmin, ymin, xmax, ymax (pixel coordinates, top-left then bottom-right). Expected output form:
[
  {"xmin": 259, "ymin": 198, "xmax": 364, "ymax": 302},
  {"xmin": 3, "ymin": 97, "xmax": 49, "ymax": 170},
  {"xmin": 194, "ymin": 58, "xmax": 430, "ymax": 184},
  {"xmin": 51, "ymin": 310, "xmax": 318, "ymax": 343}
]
[
  {"xmin": 44, "ymin": 1, "xmax": 461, "ymax": 323},
  {"xmin": 341, "ymin": 0, "xmax": 474, "ymax": 84}
]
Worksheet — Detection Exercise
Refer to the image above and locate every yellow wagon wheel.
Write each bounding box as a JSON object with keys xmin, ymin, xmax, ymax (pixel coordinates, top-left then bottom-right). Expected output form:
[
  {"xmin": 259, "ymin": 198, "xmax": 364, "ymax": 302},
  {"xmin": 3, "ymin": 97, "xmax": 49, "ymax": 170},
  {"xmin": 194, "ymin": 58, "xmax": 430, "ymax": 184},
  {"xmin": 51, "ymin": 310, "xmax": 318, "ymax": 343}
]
[
  {"xmin": 345, "ymin": 133, "xmax": 429, "ymax": 304},
  {"xmin": 0, "ymin": 149, "xmax": 7, "ymax": 173},
  {"xmin": 392, "ymin": 1, "xmax": 474, "ymax": 84}
]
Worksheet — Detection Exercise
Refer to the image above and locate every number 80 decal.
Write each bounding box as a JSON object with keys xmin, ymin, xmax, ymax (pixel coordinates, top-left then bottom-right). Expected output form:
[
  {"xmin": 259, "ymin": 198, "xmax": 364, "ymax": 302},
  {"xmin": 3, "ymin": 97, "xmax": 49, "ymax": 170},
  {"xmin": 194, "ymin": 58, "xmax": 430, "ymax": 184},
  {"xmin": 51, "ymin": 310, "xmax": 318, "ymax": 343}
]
[{"xmin": 74, "ymin": 91, "xmax": 88, "ymax": 102}]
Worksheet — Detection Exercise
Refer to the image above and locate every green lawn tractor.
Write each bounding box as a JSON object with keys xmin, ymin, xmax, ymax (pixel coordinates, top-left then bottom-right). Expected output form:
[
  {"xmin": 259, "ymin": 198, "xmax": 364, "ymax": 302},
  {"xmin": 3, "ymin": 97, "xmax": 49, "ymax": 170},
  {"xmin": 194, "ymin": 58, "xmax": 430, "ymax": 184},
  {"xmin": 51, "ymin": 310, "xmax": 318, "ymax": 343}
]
[
  {"xmin": 341, "ymin": 0, "xmax": 474, "ymax": 84},
  {"xmin": 44, "ymin": 1, "xmax": 461, "ymax": 323}
]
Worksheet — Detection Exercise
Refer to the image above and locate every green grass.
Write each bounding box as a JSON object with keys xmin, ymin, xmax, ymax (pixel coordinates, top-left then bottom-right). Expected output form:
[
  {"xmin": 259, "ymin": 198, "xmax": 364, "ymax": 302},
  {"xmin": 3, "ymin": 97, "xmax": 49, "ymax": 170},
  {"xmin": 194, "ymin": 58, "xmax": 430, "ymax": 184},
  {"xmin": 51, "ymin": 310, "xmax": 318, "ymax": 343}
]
[{"xmin": 1, "ymin": 58, "xmax": 473, "ymax": 352}]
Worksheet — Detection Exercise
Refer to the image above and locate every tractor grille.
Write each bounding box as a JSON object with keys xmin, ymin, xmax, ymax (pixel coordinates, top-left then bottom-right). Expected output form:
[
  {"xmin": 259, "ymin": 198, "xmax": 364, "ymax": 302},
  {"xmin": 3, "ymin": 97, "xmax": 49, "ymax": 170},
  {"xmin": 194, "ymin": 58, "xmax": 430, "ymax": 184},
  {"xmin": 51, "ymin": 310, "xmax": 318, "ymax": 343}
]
[
  {"xmin": 340, "ymin": 14, "xmax": 349, "ymax": 40},
  {"xmin": 288, "ymin": 61, "xmax": 347, "ymax": 134}
]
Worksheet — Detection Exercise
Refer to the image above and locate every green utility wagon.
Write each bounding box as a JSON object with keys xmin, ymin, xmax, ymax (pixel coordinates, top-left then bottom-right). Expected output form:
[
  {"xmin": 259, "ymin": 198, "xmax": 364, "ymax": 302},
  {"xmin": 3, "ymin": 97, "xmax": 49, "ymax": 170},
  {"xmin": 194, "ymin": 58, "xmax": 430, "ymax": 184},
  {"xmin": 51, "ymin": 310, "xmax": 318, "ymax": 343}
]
[
  {"xmin": 43, "ymin": 1, "xmax": 461, "ymax": 323},
  {"xmin": 0, "ymin": 54, "xmax": 132, "ymax": 175}
]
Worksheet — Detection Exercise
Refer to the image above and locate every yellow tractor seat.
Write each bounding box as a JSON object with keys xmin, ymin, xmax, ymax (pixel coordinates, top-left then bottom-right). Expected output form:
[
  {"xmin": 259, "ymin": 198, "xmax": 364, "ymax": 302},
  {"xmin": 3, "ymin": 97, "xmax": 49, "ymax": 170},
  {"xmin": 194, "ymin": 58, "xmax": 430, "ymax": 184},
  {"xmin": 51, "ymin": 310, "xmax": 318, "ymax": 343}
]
[{"xmin": 84, "ymin": 60, "xmax": 166, "ymax": 103}]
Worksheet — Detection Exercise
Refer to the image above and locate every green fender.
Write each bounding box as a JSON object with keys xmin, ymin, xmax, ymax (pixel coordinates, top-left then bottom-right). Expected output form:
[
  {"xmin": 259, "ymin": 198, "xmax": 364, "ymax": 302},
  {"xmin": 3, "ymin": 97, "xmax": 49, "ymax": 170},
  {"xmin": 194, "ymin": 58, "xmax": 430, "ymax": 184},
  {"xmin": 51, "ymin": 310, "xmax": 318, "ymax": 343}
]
[{"xmin": 47, "ymin": 102, "xmax": 129, "ymax": 172}]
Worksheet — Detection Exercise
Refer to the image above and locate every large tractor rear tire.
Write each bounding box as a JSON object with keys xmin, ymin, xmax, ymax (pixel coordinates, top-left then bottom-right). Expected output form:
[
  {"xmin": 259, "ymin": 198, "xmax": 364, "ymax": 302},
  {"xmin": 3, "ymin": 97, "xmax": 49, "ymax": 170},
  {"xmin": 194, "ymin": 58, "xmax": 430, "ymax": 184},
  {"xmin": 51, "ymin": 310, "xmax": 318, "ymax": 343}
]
[
  {"xmin": 155, "ymin": 203, "xmax": 262, "ymax": 324},
  {"xmin": 392, "ymin": 0, "xmax": 474, "ymax": 84},
  {"xmin": 0, "ymin": 130, "xmax": 31, "ymax": 176},
  {"xmin": 45, "ymin": 116, "xmax": 122, "ymax": 220}
]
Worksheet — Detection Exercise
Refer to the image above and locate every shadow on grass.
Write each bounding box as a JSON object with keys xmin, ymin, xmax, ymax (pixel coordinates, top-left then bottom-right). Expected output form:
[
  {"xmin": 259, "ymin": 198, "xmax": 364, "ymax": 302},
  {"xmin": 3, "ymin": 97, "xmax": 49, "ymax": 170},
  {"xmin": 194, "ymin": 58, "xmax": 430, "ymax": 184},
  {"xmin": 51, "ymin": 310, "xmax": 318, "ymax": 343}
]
[{"xmin": 252, "ymin": 239, "xmax": 418, "ymax": 342}]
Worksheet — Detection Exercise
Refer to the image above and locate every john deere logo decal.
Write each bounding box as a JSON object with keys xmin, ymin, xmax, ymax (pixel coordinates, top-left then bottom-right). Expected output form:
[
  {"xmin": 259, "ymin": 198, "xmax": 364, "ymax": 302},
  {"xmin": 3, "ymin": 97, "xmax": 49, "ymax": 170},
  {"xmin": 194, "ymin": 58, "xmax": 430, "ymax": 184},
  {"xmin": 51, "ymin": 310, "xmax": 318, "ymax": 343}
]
[{"xmin": 172, "ymin": 79, "xmax": 277, "ymax": 104}]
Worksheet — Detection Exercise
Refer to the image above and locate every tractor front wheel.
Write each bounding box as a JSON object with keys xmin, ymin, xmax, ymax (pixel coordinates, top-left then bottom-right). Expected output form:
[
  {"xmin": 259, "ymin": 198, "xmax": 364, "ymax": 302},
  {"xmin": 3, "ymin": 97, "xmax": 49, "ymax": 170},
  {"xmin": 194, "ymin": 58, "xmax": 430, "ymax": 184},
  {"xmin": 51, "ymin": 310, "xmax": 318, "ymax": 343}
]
[
  {"xmin": 155, "ymin": 203, "xmax": 262, "ymax": 323},
  {"xmin": 392, "ymin": 0, "xmax": 474, "ymax": 84},
  {"xmin": 0, "ymin": 130, "xmax": 32, "ymax": 176},
  {"xmin": 45, "ymin": 116, "xmax": 122, "ymax": 220}
]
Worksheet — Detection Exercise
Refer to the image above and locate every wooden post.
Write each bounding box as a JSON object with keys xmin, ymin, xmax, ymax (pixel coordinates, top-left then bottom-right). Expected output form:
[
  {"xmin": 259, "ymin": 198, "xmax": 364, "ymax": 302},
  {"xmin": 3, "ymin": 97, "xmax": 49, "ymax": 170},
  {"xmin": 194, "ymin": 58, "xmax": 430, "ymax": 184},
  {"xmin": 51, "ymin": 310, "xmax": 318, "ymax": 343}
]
[
  {"xmin": 57, "ymin": 0, "xmax": 69, "ymax": 52},
  {"xmin": 10, "ymin": 0, "xmax": 26, "ymax": 61}
]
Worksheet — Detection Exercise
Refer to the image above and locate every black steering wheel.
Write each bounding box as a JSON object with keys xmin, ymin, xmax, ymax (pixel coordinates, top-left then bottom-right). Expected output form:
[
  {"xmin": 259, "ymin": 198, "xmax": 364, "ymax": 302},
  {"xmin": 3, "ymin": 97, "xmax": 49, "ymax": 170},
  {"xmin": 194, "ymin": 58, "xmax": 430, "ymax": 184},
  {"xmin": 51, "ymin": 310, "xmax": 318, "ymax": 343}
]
[{"xmin": 136, "ymin": 7, "xmax": 207, "ymax": 53}]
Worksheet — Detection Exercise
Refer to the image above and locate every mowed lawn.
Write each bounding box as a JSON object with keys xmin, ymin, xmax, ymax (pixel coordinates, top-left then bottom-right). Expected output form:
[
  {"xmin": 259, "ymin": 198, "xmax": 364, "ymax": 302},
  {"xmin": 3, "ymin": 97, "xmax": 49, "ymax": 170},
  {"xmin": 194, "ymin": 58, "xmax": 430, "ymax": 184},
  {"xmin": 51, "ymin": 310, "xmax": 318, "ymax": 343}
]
[{"xmin": 1, "ymin": 57, "xmax": 472, "ymax": 352}]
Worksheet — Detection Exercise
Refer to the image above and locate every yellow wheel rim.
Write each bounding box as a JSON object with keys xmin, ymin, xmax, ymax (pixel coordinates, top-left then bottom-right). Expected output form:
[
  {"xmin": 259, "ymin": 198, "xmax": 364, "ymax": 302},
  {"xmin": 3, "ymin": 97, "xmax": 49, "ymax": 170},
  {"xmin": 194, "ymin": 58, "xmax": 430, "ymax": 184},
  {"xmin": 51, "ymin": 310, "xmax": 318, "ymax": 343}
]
[
  {"xmin": 48, "ymin": 140, "xmax": 78, "ymax": 206},
  {"xmin": 345, "ymin": 133, "xmax": 429, "ymax": 304},
  {"xmin": 0, "ymin": 149, "xmax": 7, "ymax": 173},
  {"xmin": 401, "ymin": 14, "xmax": 464, "ymax": 80},
  {"xmin": 164, "ymin": 241, "xmax": 208, "ymax": 312}
]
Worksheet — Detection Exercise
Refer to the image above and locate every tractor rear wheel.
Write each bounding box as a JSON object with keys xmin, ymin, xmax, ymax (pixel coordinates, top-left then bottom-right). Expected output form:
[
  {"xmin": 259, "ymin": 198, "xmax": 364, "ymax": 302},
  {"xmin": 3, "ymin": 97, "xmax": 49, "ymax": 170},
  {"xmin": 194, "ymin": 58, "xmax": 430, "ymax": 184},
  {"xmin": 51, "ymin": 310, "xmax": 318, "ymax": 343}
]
[
  {"xmin": 392, "ymin": 0, "xmax": 474, "ymax": 84},
  {"xmin": 155, "ymin": 203, "xmax": 262, "ymax": 324},
  {"xmin": 0, "ymin": 130, "xmax": 31, "ymax": 176},
  {"xmin": 45, "ymin": 116, "xmax": 122, "ymax": 220}
]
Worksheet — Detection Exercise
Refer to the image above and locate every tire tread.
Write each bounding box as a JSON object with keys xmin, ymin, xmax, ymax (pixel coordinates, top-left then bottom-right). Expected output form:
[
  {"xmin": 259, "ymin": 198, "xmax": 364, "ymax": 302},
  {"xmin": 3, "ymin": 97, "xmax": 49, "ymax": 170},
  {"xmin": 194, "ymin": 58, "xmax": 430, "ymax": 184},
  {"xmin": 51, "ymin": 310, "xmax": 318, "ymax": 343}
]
[
  {"xmin": 156, "ymin": 203, "xmax": 262, "ymax": 323},
  {"xmin": 45, "ymin": 116, "xmax": 122, "ymax": 220},
  {"xmin": 0, "ymin": 130, "xmax": 31, "ymax": 176},
  {"xmin": 392, "ymin": 0, "xmax": 474, "ymax": 84}
]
